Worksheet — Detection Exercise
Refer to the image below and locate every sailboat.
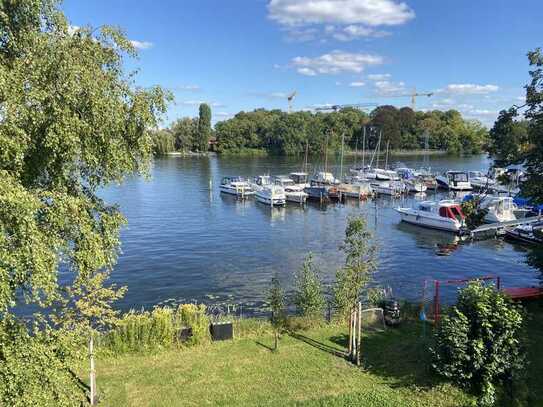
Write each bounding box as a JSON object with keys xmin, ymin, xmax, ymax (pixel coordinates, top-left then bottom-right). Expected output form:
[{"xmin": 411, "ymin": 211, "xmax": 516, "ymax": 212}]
[
  {"xmin": 370, "ymin": 138, "xmax": 404, "ymax": 196},
  {"xmin": 307, "ymin": 131, "xmax": 341, "ymax": 201}
]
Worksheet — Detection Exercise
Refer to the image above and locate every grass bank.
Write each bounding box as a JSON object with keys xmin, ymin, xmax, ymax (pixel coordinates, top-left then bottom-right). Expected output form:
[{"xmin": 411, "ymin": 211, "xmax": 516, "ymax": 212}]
[
  {"xmin": 89, "ymin": 319, "xmax": 473, "ymax": 406},
  {"xmin": 85, "ymin": 302, "xmax": 543, "ymax": 406}
]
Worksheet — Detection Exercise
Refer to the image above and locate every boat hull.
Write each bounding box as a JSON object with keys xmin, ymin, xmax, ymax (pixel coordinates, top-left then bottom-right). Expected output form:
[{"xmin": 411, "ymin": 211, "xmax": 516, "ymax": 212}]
[
  {"xmin": 219, "ymin": 186, "xmax": 255, "ymax": 196},
  {"xmin": 255, "ymin": 194, "xmax": 286, "ymax": 206},
  {"xmin": 396, "ymin": 208, "xmax": 462, "ymax": 233}
]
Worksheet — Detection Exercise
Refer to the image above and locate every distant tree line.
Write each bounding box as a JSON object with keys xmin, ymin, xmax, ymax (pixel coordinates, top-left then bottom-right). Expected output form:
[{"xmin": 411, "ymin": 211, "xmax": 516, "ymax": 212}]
[
  {"xmin": 152, "ymin": 103, "xmax": 212, "ymax": 155},
  {"xmin": 213, "ymin": 106, "xmax": 488, "ymax": 156},
  {"xmin": 152, "ymin": 105, "xmax": 488, "ymax": 156}
]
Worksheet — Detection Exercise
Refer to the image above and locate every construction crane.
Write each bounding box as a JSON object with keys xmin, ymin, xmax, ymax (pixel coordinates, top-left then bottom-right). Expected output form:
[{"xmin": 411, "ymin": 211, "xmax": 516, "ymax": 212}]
[
  {"xmin": 287, "ymin": 91, "xmax": 297, "ymax": 113},
  {"xmin": 377, "ymin": 88, "xmax": 433, "ymax": 111},
  {"xmin": 314, "ymin": 103, "xmax": 378, "ymax": 112}
]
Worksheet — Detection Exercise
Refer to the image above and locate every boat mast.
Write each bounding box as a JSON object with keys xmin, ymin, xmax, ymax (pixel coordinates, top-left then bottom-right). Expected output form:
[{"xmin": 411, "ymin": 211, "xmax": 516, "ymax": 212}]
[
  {"xmin": 385, "ymin": 140, "xmax": 390, "ymax": 170},
  {"xmin": 324, "ymin": 130, "xmax": 330, "ymax": 173},
  {"xmin": 361, "ymin": 125, "xmax": 366, "ymax": 170},
  {"xmin": 303, "ymin": 140, "xmax": 309, "ymax": 173},
  {"xmin": 340, "ymin": 132, "xmax": 345, "ymax": 180}
]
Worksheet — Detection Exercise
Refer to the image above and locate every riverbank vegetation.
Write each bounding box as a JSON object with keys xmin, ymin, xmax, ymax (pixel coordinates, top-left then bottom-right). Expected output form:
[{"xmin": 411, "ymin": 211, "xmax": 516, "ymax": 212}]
[
  {"xmin": 488, "ymin": 48, "xmax": 543, "ymax": 204},
  {"xmin": 153, "ymin": 105, "xmax": 488, "ymax": 157},
  {"xmin": 82, "ymin": 300, "xmax": 543, "ymax": 407},
  {"xmin": 214, "ymin": 106, "xmax": 488, "ymax": 157}
]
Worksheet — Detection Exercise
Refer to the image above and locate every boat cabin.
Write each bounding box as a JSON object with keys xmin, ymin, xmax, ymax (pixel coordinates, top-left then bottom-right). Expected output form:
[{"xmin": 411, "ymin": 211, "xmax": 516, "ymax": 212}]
[
  {"xmin": 253, "ymin": 175, "xmax": 272, "ymax": 186},
  {"xmin": 274, "ymin": 176, "xmax": 295, "ymax": 187},
  {"xmin": 311, "ymin": 172, "xmax": 338, "ymax": 185},
  {"xmin": 417, "ymin": 201, "xmax": 465, "ymax": 221},
  {"xmin": 221, "ymin": 176, "xmax": 247, "ymax": 185},
  {"xmin": 289, "ymin": 172, "xmax": 308, "ymax": 185}
]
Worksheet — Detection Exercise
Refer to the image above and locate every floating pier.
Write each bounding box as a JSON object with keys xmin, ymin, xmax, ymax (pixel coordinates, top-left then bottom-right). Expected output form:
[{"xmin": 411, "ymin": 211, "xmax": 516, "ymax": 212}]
[{"xmin": 470, "ymin": 216, "xmax": 542, "ymax": 240}]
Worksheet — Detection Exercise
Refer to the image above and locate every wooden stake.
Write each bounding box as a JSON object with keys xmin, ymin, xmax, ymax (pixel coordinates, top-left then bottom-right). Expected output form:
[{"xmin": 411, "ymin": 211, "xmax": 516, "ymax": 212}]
[
  {"xmin": 89, "ymin": 334, "xmax": 96, "ymax": 405},
  {"xmin": 356, "ymin": 302, "xmax": 362, "ymax": 366},
  {"xmin": 348, "ymin": 309, "xmax": 353, "ymax": 355}
]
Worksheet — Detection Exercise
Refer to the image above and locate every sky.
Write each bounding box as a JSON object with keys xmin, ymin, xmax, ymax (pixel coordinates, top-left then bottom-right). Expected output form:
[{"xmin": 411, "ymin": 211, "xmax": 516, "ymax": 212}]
[{"xmin": 62, "ymin": 0, "xmax": 543, "ymax": 127}]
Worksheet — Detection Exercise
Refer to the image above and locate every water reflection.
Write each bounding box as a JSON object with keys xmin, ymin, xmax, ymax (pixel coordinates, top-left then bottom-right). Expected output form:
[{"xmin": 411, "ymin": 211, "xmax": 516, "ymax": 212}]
[{"xmin": 96, "ymin": 154, "xmax": 541, "ymax": 314}]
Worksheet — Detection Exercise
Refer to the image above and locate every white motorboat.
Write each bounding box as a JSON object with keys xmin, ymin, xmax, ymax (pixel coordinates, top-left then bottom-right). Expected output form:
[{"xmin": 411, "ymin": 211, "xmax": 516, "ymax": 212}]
[
  {"xmin": 256, "ymin": 184, "xmax": 286, "ymax": 206},
  {"xmin": 219, "ymin": 176, "xmax": 255, "ymax": 197},
  {"xmin": 371, "ymin": 180, "xmax": 404, "ymax": 196},
  {"xmin": 436, "ymin": 171, "xmax": 473, "ymax": 191},
  {"xmin": 505, "ymin": 221, "xmax": 543, "ymax": 244},
  {"xmin": 396, "ymin": 168, "xmax": 427, "ymax": 193},
  {"xmin": 289, "ymin": 172, "xmax": 310, "ymax": 188},
  {"xmin": 274, "ymin": 175, "xmax": 308, "ymax": 204},
  {"xmin": 311, "ymin": 171, "xmax": 340, "ymax": 185},
  {"xmin": 338, "ymin": 182, "xmax": 373, "ymax": 199},
  {"xmin": 468, "ymin": 171, "xmax": 495, "ymax": 190},
  {"xmin": 404, "ymin": 178, "xmax": 428, "ymax": 193},
  {"xmin": 396, "ymin": 200, "xmax": 467, "ymax": 233},
  {"xmin": 479, "ymin": 196, "xmax": 517, "ymax": 223}
]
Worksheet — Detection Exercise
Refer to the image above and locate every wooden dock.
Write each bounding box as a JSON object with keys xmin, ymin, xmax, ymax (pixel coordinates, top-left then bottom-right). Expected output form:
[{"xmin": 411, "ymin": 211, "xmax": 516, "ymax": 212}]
[{"xmin": 470, "ymin": 216, "xmax": 542, "ymax": 240}]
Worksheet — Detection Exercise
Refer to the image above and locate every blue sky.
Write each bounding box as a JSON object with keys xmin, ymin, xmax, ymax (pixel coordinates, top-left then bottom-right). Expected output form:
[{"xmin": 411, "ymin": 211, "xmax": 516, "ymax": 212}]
[{"xmin": 63, "ymin": 0, "xmax": 542, "ymax": 126}]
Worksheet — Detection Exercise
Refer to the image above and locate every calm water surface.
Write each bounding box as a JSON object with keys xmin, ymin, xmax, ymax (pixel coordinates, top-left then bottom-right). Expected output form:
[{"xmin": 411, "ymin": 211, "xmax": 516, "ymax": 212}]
[{"xmin": 99, "ymin": 154, "xmax": 543, "ymax": 314}]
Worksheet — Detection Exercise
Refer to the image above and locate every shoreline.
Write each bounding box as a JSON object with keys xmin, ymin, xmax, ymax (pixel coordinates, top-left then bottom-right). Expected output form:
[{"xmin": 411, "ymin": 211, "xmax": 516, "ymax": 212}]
[{"xmin": 163, "ymin": 149, "xmax": 451, "ymax": 158}]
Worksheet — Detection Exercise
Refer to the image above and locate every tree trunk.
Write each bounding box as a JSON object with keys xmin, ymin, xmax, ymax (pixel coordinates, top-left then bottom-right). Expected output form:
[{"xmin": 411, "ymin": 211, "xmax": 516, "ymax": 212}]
[
  {"xmin": 274, "ymin": 330, "xmax": 278, "ymax": 351},
  {"xmin": 90, "ymin": 334, "xmax": 96, "ymax": 405}
]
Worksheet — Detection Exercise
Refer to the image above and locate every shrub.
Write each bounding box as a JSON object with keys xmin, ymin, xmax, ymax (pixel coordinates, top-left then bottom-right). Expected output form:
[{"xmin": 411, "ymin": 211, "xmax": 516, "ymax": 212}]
[
  {"xmin": 293, "ymin": 254, "xmax": 326, "ymax": 320},
  {"xmin": 103, "ymin": 304, "xmax": 209, "ymax": 353},
  {"xmin": 431, "ymin": 281, "xmax": 525, "ymax": 406},
  {"xmin": 178, "ymin": 304, "xmax": 209, "ymax": 346}
]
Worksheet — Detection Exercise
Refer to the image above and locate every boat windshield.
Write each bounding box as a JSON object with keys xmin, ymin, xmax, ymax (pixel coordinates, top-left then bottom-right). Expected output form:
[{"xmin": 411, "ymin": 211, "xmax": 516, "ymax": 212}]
[
  {"xmin": 469, "ymin": 171, "xmax": 483, "ymax": 178},
  {"xmin": 276, "ymin": 178, "xmax": 294, "ymax": 186},
  {"xmin": 452, "ymin": 173, "xmax": 468, "ymax": 182}
]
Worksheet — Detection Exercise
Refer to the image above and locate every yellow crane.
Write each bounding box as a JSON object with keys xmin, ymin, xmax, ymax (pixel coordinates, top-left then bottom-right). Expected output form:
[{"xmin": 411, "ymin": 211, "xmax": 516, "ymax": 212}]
[
  {"xmin": 377, "ymin": 87, "xmax": 433, "ymax": 111},
  {"xmin": 287, "ymin": 91, "xmax": 297, "ymax": 113}
]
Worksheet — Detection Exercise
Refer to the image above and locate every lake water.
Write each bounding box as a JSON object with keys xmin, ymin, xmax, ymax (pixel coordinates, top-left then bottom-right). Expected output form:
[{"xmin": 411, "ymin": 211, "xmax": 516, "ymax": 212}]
[{"xmin": 99, "ymin": 153, "xmax": 543, "ymax": 315}]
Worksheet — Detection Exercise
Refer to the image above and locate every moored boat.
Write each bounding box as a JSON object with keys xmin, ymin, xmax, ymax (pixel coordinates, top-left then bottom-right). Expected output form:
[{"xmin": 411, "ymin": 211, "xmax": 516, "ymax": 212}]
[
  {"xmin": 274, "ymin": 175, "xmax": 308, "ymax": 204},
  {"xmin": 255, "ymin": 184, "xmax": 286, "ymax": 206},
  {"xmin": 505, "ymin": 221, "xmax": 543, "ymax": 244},
  {"xmin": 436, "ymin": 171, "xmax": 472, "ymax": 191},
  {"xmin": 396, "ymin": 200, "xmax": 467, "ymax": 233},
  {"xmin": 219, "ymin": 176, "xmax": 255, "ymax": 197}
]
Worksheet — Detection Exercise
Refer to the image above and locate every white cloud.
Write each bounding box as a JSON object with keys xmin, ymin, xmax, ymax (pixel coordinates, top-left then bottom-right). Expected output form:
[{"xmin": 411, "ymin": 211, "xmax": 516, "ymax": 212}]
[
  {"xmin": 130, "ymin": 40, "xmax": 153, "ymax": 50},
  {"xmin": 441, "ymin": 83, "xmax": 499, "ymax": 95},
  {"xmin": 216, "ymin": 112, "xmax": 232, "ymax": 118},
  {"xmin": 249, "ymin": 91, "xmax": 290, "ymax": 99},
  {"xmin": 67, "ymin": 25, "xmax": 80, "ymax": 35},
  {"xmin": 367, "ymin": 73, "xmax": 391, "ymax": 81},
  {"xmin": 268, "ymin": 0, "xmax": 414, "ymax": 43},
  {"xmin": 291, "ymin": 51, "xmax": 383, "ymax": 76},
  {"xmin": 175, "ymin": 85, "xmax": 201, "ymax": 92},
  {"xmin": 374, "ymin": 80, "xmax": 405, "ymax": 95},
  {"xmin": 332, "ymin": 24, "xmax": 390, "ymax": 41},
  {"xmin": 349, "ymin": 81, "xmax": 365, "ymax": 87},
  {"xmin": 180, "ymin": 100, "xmax": 224, "ymax": 108},
  {"xmin": 268, "ymin": 0, "xmax": 415, "ymax": 27}
]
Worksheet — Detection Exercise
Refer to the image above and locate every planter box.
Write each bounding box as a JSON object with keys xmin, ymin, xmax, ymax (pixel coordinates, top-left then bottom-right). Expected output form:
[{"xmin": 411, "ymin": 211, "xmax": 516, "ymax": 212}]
[
  {"xmin": 210, "ymin": 322, "xmax": 233, "ymax": 341},
  {"xmin": 179, "ymin": 326, "xmax": 193, "ymax": 343}
]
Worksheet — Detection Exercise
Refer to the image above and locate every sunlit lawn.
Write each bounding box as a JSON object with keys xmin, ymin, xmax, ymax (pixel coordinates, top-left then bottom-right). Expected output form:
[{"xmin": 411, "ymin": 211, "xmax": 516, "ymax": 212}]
[{"xmin": 91, "ymin": 320, "xmax": 474, "ymax": 406}]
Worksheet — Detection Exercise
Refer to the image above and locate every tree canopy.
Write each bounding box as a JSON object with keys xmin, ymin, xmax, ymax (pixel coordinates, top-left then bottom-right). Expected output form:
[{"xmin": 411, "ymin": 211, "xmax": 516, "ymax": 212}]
[
  {"xmin": 0, "ymin": 0, "xmax": 168, "ymax": 403},
  {"xmin": 488, "ymin": 48, "xmax": 543, "ymax": 203}
]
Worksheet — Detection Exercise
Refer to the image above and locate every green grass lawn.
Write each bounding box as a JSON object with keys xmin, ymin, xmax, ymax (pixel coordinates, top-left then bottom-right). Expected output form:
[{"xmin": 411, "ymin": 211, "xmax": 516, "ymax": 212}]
[
  {"xmin": 88, "ymin": 302, "xmax": 543, "ymax": 407},
  {"xmin": 91, "ymin": 320, "xmax": 473, "ymax": 406}
]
